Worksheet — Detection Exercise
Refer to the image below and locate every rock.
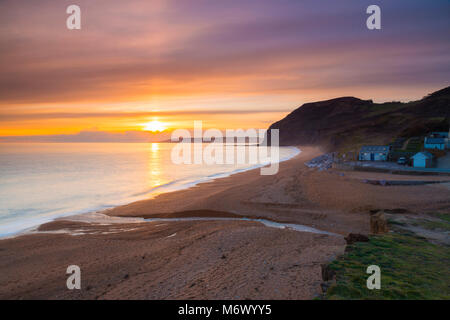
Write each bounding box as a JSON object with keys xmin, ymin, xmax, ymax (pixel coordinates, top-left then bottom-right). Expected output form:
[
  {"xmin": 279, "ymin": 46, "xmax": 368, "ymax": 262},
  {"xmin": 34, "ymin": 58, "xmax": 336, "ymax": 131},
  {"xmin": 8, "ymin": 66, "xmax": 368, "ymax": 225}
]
[
  {"xmin": 304, "ymin": 153, "xmax": 336, "ymax": 171},
  {"xmin": 321, "ymin": 264, "xmax": 336, "ymax": 281},
  {"xmin": 370, "ymin": 212, "xmax": 389, "ymax": 234},
  {"xmin": 320, "ymin": 282, "xmax": 330, "ymax": 293},
  {"xmin": 344, "ymin": 233, "xmax": 369, "ymax": 245},
  {"xmin": 320, "ymin": 279, "xmax": 336, "ymax": 294}
]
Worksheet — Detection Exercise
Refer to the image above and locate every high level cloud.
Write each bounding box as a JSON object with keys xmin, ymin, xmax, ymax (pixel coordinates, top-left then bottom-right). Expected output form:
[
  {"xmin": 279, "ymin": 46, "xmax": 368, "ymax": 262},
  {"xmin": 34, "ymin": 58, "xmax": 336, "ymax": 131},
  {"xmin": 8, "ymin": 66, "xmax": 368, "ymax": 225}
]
[{"xmin": 1, "ymin": 0, "xmax": 449, "ymax": 134}]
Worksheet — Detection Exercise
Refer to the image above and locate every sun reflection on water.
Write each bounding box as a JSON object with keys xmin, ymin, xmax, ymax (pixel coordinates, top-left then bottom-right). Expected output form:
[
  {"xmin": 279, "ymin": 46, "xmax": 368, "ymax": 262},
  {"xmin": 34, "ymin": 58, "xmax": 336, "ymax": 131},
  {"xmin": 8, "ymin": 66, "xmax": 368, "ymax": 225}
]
[{"xmin": 148, "ymin": 143, "xmax": 165, "ymax": 189}]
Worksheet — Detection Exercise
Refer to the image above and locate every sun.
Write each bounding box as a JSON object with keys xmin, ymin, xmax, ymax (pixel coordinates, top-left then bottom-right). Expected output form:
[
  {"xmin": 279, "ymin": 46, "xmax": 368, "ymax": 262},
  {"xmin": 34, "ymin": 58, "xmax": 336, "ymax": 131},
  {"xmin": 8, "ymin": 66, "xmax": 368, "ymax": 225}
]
[{"xmin": 143, "ymin": 120, "xmax": 167, "ymax": 132}]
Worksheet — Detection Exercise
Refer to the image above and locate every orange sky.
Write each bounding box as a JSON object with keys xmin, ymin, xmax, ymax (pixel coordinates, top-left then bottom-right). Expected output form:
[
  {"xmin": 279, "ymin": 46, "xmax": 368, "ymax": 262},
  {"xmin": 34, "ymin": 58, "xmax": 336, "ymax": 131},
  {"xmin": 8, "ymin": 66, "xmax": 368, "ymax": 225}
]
[{"xmin": 1, "ymin": 0, "xmax": 449, "ymax": 139}]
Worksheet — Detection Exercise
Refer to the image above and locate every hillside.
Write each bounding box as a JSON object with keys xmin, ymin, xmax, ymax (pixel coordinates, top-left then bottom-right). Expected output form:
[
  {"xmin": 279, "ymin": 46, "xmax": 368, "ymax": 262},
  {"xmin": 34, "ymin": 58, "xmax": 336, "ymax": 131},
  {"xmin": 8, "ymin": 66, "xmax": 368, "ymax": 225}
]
[{"xmin": 267, "ymin": 86, "xmax": 450, "ymax": 152}]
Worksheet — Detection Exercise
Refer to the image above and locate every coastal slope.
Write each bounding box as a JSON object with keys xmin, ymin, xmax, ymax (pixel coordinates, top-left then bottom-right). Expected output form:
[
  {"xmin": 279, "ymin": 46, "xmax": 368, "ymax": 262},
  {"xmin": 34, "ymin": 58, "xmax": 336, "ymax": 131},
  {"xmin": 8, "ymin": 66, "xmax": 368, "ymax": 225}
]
[{"xmin": 267, "ymin": 86, "xmax": 450, "ymax": 151}]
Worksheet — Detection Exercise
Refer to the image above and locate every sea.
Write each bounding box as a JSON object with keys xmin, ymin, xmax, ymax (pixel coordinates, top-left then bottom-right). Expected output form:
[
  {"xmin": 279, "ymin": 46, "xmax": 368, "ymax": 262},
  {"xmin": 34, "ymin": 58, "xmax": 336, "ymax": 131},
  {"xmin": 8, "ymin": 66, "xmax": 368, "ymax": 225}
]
[{"xmin": 0, "ymin": 143, "xmax": 299, "ymax": 237}]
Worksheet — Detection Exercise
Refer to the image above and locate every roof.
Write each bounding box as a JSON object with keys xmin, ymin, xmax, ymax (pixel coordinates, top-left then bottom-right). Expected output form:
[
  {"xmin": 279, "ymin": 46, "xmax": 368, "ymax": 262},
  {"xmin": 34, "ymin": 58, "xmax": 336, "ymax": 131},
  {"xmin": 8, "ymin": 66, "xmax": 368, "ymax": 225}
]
[
  {"xmin": 425, "ymin": 137, "xmax": 445, "ymax": 144},
  {"xmin": 412, "ymin": 152, "xmax": 433, "ymax": 160},
  {"xmin": 360, "ymin": 145, "xmax": 390, "ymax": 152},
  {"xmin": 431, "ymin": 132, "xmax": 449, "ymax": 138}
]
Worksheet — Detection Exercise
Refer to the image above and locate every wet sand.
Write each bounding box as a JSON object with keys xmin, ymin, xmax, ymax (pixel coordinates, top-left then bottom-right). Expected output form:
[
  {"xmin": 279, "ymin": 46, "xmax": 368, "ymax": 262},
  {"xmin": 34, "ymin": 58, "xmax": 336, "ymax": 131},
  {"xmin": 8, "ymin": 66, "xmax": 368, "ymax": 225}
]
[
  {"xmin": 105, "ymin": 146, "xmax": 450, "ymax": 233},
  {"xmin": 1, "ymin": 146, "xmax": 449, "ymax": 299}
]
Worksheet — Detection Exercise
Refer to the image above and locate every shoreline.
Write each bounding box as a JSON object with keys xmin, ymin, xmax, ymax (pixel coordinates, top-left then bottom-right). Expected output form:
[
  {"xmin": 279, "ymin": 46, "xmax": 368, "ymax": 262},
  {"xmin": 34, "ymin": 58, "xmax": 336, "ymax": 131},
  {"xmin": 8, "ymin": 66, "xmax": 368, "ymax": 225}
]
[
  {"xmin": 0, "ymin": 145, "xmax": 301, "ymax": 239},
  {"xmin": 1, "ymin": 146, "xmax": 449, "ymax": 299},
  {"xmin": 4, "ymin": 144, "xmax": 449, "ymax": 239}
]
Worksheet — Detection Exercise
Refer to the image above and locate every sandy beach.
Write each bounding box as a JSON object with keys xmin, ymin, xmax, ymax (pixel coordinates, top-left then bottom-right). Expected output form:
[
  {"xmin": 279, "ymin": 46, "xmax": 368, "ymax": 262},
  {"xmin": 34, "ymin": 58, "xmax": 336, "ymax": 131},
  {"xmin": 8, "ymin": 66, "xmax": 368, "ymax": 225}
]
[{"xmin": 1, "ymin": 147, "xmax": 449, "ymax": 300}]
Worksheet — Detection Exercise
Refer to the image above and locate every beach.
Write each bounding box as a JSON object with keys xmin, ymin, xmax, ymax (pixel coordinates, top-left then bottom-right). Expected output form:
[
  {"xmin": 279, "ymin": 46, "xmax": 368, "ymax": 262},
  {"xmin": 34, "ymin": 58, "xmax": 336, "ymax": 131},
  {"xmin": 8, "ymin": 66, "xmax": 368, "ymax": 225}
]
[{"xmin": 1, "ymin": 146, "xmax": 449, "ymax": 300}]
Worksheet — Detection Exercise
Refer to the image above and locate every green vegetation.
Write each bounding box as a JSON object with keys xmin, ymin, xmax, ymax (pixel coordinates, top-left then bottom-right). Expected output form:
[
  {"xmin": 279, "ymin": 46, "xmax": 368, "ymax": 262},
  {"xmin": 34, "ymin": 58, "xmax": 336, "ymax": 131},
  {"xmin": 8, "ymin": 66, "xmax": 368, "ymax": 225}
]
[
  {"xmin": 428, "ymin": 117, "xmax": 446, "ymax": 122},
  {"xmin": 366, "ymin": 102, "xmax": 406, "ymax": 117},
  {"xmin": 324, "ymin": 231, "xmax": 450, "ymax": 300},
  {"xmin": 390, "ymin": 137, "xmax": 407, "ymax": 151},
  {"xmin": 414, "ymin": 213, "xmax": 450, "ymax": 232},
  {"xmin": 404, "ymin": 137, "xmax": 423, "ymax": 153},
  {"xmin": 419, "ymin": 220, "xmax": 450, "ymax": 232},
  {"xmin": 396, "ymin": 213, "xmax": 450, "ymax": 232},
  {"xmin": 273, "ymin": 86, "xmax": 449, "ymax": 152},
  {"xmin": 436, "ymin": 213, "xmax": 450, "ymax": 223}
]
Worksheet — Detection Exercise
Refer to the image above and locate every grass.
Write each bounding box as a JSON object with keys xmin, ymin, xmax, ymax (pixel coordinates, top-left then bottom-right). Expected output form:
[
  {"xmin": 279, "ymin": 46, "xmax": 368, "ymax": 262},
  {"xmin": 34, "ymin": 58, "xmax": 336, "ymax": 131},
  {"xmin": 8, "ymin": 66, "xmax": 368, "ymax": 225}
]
[
  {"xmin": 436, "ymin": 213, "xmax": 450, "ymax": 223},
  {"xmin": 404, "ymin": 137, "xmax": 423, "ymax": 153},
  {"xmin": 428, "ymin": 117, "xmax": 446, "ymax": 122},
  {"xmin": 366, "ymin": 102, "xmax": 406, "ymax": 117},
  {"xmin": 324, "ymin": 231, "xmax": 450, "ymax": 300},
  {"xmin": 419, "ymin": 220, "xmax": 450, "ymax": 231},
  {"xmin": 417, "ymin": 213, "xmax": 450, "ymax": 232},
  {"xmin": 404, "ymin": 213, "xmax": 450, "ymax": 232}
]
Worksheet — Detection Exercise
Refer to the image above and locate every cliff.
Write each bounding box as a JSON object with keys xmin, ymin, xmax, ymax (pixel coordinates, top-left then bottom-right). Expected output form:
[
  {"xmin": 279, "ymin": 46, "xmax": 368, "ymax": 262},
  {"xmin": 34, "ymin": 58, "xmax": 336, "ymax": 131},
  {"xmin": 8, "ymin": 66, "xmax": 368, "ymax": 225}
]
[{"xmin": 267, "ymin": 86, "xmax": 450, "ymax": 151}]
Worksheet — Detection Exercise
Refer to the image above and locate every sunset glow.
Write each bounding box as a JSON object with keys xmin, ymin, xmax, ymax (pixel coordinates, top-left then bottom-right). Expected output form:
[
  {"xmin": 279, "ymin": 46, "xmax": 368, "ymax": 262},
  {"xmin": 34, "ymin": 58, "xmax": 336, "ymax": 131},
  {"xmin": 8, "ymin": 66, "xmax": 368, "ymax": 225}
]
[
  {"xmin": 143, "ymin": 120, "xmax": 167, "ymax": 132},
  {"xmin": 0, "ymin": 0, "xmax": 449, "ymax": 141},
  {"xmin": 0, "ymin": 0, "xmax": 449, "ymax": 303}
]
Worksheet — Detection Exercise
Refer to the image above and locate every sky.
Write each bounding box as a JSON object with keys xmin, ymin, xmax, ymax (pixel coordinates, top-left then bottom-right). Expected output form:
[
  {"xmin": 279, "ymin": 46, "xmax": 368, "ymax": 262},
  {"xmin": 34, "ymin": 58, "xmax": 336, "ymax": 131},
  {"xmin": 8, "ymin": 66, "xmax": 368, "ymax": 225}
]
[{"xmin": 0, "ymin": 0, "xmax": 449, "ymax": 141}]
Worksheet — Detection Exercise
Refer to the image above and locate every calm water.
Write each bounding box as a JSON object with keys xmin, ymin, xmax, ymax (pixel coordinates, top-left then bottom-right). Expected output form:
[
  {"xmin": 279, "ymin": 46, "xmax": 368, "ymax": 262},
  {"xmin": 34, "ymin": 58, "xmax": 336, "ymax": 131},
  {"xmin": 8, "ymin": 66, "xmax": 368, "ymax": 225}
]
[{"xmin": 0, "ymin": 143, "xmax": 299, "ymax": 237}]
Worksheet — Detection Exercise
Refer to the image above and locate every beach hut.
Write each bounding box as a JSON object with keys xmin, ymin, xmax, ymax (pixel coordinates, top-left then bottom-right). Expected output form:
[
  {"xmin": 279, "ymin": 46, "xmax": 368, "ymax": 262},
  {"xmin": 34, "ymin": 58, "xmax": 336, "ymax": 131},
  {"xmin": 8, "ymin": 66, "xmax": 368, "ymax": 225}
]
[
  {"xmin": 431, "ymin": 131, "xmax": 450, "ymax": 149},
  {"xmin": 424, "ymin": 137, "xmax": 445, "ymax": 150},
  {"xmin": 411, "ymin": 152, "xmax": 433, "ymax": 168},
  {"xmin": 358, "ymin": 145, "xmax": 390, "ymax": 161}
]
